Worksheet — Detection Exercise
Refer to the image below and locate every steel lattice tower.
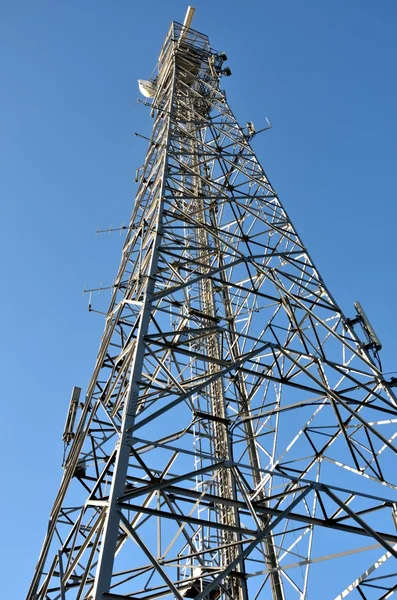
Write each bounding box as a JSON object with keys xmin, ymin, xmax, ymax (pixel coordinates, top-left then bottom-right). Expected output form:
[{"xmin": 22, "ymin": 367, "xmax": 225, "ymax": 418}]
[{"xmin": 28, "ymin": 8, "xmax": 397, "ymax": 600}]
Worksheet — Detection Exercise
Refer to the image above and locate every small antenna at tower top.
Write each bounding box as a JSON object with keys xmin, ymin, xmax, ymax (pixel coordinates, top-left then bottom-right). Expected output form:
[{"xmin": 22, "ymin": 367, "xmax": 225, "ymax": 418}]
[
  {"xmin": 179, "ymin": 6, "xmax": 195, "ymax": 46},
  {"xmin": 183, "ymin": 6, "xmax": 195, "ymax": 29}
]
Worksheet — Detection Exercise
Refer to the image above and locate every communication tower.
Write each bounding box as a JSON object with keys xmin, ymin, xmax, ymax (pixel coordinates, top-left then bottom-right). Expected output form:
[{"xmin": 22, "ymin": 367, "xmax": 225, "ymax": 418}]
[{"xmin": 27, "ymin": 7, "xmax": 397, "ymax": 600}]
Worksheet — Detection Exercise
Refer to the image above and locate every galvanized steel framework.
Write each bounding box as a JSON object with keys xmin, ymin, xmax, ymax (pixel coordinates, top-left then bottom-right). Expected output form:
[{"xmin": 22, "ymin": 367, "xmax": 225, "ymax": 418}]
[{"xmin": 28, "ymin": 14, "xmax": 397, "ymax": 600}]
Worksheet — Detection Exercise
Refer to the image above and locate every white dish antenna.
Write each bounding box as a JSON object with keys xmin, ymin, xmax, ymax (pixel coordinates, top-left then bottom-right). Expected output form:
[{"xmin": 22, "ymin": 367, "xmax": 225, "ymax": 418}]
[{"xmin": 138, "ymin": 79, "xmax": 157, "ymax": 98}]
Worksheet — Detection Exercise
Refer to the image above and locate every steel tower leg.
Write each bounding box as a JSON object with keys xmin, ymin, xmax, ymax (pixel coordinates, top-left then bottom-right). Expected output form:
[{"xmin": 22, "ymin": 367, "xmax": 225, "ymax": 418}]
[{"xmin": 92, "ymin": 75, "xmax": 176, "ymax": 599}]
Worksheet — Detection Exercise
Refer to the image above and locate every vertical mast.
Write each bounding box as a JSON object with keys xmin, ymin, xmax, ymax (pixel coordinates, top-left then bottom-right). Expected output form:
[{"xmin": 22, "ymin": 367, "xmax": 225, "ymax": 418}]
[{"xmin": 188, "ymin": 91, "xmax": 248, "ymax": 600}]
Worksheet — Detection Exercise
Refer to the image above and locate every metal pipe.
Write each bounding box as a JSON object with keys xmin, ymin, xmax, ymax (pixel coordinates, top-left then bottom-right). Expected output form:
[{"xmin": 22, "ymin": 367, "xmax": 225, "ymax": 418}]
[{"xmin": 183, "ymin": 6, "xmax": 195, "ymax": 30}]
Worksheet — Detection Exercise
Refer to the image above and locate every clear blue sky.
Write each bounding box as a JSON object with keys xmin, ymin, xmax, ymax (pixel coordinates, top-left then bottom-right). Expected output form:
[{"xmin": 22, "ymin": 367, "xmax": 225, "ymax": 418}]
[{"xmin": 1, "ymin": 1, "xmax": 397, "ymax": 596}]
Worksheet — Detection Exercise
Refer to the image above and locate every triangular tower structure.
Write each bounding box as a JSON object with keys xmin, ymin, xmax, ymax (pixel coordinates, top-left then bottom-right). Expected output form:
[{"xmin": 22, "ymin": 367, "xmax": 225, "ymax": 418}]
[{"xmin": 28, "ymin": 8, "xmax": 397, "ymax": 600}]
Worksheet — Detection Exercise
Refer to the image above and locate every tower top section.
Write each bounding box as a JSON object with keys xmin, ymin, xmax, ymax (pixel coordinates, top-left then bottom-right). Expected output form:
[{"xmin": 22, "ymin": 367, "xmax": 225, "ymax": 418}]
[{"xmin": 139, "ymin": 6, "xmax": 230, "ymax": 111}]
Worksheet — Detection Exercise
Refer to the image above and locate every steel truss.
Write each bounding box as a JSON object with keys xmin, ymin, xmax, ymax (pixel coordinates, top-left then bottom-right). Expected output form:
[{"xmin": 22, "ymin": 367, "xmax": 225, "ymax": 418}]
[{"xmin": 27, "ymin": 15, "xmax": 397, "ymax": 600}]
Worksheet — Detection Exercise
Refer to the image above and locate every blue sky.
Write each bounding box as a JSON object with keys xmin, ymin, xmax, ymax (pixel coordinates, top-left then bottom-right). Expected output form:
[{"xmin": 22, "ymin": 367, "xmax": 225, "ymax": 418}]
[{"xmin": 1, "ymin": 0, "xmax": 397, "ymax": 596}]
